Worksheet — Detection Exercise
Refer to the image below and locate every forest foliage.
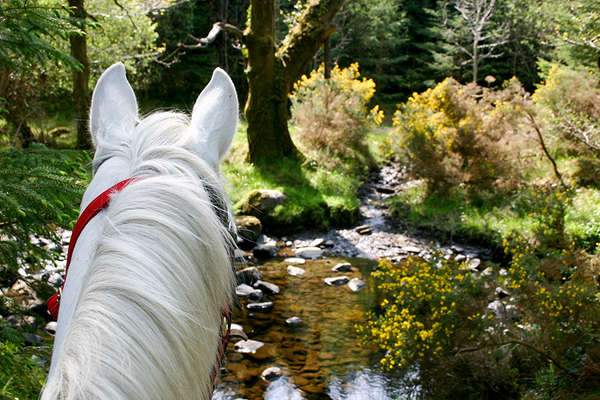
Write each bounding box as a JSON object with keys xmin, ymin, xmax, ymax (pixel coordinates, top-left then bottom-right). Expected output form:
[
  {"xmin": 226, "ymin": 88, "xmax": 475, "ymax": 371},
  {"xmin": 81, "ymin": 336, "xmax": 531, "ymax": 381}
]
[{"xmin": 1, "ymin": 0, "xmax": 600, "ymax": 399}]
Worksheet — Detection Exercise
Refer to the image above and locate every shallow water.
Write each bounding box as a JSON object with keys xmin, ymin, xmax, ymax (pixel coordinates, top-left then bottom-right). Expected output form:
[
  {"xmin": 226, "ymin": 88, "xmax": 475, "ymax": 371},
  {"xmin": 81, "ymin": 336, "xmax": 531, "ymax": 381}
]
[{"xmin": 212, "ymin": 257, "xmax": 416, "ymax": 399}]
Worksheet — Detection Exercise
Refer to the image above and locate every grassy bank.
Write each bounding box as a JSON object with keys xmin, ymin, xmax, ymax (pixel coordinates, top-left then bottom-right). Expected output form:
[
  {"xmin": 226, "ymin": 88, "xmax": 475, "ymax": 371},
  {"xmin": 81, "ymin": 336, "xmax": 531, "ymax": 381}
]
[
  {"xmin": 389, "ymin": 179, "xmax": 600, "ymax": 255},
  {"xmin": 222, "ymin": 123, "xmax": 385, "ymax": 234}
]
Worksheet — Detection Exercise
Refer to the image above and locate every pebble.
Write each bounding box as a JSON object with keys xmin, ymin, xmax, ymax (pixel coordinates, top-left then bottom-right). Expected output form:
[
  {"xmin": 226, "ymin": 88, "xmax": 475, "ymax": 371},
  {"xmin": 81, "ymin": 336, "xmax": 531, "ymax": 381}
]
[
  {"xmin": 254, "ymin": 280, "xmax": 280, "ymax": 295},
  {"xmin": 45, "ymin": 321, "xmax": 57, "ymax": 335},
  {"xmin": 284, "ymin": 257, "xmax": 306, "ymax": 265},
  {"xmin": 234, "ymin": 339, "xmax": 264, "ymax": 354},
  {"xmin": 348, "ymin": 278, "xmax": 366, "ymax": 292},
  {"xmin": 261, "ymin": 366, "xmax": 283, "ymax": 381},
  {"xmin": 287, "ymin": 266, "xmax": 306, "ymax": 276},
  {"xmin": 324, "ymin": 276, "xmax": 350, "ymax": 286},
  {"xmin": 332, "ymin": 262, "xmax": 352, "ymax": 272},
  {"xmin": 285, "ymin": 316, "xmax": 303, "ymax": 325},
  {"xmin": 295, "ymin": 247, "xmax": 324, "ymax": 259},
  {"xmin": 247, "ymin": 302, "xmax": 274, "ymax": 311}
]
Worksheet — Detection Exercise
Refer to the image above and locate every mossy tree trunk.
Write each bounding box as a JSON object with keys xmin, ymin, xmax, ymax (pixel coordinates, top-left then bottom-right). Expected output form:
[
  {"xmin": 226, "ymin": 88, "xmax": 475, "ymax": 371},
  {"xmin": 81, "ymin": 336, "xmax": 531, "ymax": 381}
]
[
  {"xmin": 68, "ymin": 0, "xmax": 92, "ymax": 150},
  {"xmin": 190, "ymin": 0, "xmax": 344, "ymax": 163},
  {"xmin": 245, "ymin": 0, "xmax": 344, "ymax": 163}
]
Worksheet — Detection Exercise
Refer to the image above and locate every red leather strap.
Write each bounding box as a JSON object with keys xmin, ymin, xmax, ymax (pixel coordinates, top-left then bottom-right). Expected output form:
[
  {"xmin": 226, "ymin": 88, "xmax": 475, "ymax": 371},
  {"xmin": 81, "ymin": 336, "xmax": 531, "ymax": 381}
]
[{"xmin": 46, "ymin": 178, "xmax": 140, "ymax": 320}]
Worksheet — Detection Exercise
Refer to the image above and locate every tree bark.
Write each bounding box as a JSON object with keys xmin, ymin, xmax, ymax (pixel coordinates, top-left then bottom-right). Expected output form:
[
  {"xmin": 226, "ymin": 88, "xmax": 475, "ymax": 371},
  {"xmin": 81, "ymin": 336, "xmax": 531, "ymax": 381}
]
[
  {"xmin": 244, "ymin": 0, "xmax": 298, "ymax": 162},
  {"xmin": 68, "ymin": 0, "xmax": 92, "ymax": 150},
  {"xmin": 194, "ymin": 0, "xmax": 344, "ymax": 163}
]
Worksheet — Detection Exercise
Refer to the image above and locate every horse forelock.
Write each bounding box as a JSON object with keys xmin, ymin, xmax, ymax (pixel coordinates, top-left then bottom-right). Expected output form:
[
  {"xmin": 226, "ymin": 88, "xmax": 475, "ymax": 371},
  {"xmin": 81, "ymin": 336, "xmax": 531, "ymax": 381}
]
[{"xmin": 42, "ymin": 111, "xmax": 236, "ymax": 400}]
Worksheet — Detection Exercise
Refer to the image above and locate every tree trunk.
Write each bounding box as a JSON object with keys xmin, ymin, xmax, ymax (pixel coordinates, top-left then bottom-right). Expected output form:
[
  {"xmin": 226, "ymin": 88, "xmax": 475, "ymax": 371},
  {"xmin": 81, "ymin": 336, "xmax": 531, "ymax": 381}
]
[
  {"xmin": 68, "ymin": 0, "xmax": 92, "ymax": 150},
  {"xmin": 245, "ymin": 0, "xmax": 298, "ymax": 163},
  {"xmin": 472, "ymin": 37, "xmax": 478, "ymax": 83}
]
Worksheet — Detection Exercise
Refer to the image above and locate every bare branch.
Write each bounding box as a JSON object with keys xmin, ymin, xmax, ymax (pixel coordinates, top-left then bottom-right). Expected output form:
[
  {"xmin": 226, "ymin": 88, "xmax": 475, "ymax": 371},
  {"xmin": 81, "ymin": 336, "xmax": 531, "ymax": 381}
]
[{"xmin": 181, "ymin": 22, "xmax": 244, "ymax": 49}]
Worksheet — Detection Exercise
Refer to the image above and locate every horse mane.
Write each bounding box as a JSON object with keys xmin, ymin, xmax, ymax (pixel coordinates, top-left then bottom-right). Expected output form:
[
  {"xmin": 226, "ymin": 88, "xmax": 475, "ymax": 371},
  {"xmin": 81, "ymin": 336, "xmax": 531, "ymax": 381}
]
[{"xmin": 41, "ymin": 111, "xmax": 236, "ymax": 400}]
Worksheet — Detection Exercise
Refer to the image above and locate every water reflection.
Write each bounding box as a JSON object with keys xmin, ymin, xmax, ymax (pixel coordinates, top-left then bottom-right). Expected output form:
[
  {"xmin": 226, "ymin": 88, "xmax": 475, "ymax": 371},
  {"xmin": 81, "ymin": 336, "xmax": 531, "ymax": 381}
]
[{"xmin": 214, "ymin": 257, "xmax": 407, "ymax": 399}]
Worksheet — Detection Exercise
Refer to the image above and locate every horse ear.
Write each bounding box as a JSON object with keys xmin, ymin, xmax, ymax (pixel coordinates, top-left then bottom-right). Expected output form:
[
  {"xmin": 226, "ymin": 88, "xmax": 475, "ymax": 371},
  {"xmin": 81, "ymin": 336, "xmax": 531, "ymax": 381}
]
[
  {"xmin": 89, "ymin": 62, "xmax": 138, "ymax": 146},
  {"xmin": 190, "ymin": 68, "xmax": 238, "ymax": 168}
]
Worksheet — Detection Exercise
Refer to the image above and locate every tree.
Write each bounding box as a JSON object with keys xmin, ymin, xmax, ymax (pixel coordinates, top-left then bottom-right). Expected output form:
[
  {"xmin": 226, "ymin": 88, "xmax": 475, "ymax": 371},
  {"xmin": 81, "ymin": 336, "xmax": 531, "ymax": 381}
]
[
  {"xmin": 68, "ymin": 0, "xmax": 93, "ymax": 149},
  {"xmin": 0, "ymin": 0, "xmax": 78, "ymax": 147},
  {"xmin": 535, "ymin": 0, "xmax": 600, "ymax": 71},
  {"xmin": 438, "ymin": 0, "xmax": 508, "ymax": 83},
  {"xmin": 188, "ymin": 0, "xmax": 345, "ymax": 163}
]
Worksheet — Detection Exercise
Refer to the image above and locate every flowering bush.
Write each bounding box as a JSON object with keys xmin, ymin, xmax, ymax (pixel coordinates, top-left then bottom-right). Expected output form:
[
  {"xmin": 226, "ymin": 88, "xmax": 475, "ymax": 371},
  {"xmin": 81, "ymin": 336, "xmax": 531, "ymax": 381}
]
[
  {"xmin": 390, "ymin": 78, "xmax": 533, "ymax": 194},
  {"xmin": 362, "ymin": 242, "xmax": 600, "ymax": 397},
  {"xmin": 290, "ymin": 63, "xmax": 384, "ymax": 165},
  {"xmin": 359, "ymin": 256, "xmax": 487, "ymax": 370}
]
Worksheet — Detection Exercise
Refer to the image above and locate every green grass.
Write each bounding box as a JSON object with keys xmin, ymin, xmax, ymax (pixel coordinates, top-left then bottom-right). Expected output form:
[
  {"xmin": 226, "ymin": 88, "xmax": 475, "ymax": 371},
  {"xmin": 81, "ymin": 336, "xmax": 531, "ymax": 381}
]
[
  {"xmin": 389, "ymin": 179, "xmax": 600, "ymax": 254},
  {"xmin": 222, "ymin": 122, "xmax": 375, "ymax": 233}
]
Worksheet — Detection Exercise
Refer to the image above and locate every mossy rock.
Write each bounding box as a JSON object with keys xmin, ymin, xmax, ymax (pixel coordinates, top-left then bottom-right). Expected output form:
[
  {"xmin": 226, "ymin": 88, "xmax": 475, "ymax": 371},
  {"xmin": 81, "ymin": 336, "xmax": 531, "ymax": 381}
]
[
  {"xmin": 241, "ymin": 189, "xmax": 288, "ymax": 217},
  {"xmin": 235, "ymin": 215, "xmax": 262, "ymax": 246}
]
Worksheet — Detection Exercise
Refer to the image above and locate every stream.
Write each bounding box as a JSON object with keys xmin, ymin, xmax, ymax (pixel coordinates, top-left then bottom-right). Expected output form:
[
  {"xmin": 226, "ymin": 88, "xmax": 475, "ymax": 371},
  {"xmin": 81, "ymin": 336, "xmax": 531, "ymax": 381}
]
[{"xmin": 213, "ymin": 165, "xmax": 490, "ymax": 399}]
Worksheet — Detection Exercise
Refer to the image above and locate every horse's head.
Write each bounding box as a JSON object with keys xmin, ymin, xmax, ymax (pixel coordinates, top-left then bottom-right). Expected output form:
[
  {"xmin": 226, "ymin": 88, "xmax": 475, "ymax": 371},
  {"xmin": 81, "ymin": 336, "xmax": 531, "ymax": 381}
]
[
  {"xmin": 43, "ymin": 64, "xmax": 239, "ymax": 400},
  {"xmin": 87, "ymin": 62, "xmax": 238, "ymax": 201}
]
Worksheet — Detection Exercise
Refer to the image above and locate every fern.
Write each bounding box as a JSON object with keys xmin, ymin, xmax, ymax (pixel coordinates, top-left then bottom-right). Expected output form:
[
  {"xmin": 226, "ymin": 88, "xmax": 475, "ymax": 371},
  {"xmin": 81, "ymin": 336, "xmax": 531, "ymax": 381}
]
[{"xmin": 0, "ymin": 144, "xmax": 90, "ymax": 286}]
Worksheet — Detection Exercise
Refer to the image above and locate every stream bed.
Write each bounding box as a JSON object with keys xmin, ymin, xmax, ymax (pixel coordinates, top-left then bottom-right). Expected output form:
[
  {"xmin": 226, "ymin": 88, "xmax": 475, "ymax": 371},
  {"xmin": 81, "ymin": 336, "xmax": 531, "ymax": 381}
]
[{"xmin": 213, "ymin": 257, "xmax": 417, "ymax": 399}]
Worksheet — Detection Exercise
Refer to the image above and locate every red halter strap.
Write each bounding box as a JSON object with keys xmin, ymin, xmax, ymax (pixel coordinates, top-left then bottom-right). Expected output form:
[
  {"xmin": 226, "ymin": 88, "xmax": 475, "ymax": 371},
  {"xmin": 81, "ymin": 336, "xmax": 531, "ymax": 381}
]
[{"xmin": 46, "ymin": 178, "xmax": 140, "ymax": 320}]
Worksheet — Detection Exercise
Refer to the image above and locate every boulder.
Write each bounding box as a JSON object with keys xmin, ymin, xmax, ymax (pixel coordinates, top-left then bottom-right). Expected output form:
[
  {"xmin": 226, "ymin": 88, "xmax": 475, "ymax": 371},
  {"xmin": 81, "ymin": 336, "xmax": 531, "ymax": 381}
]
[
  {"xmin": 235, "ymin": 215, "xmax": 262, "ymax": 248},
  {"xmin": 295, "ymin": 247, "xmax": 323, "ymax": 259},
  {"xmin": 241, "ymin": 190, "xmax": 288, "ymax": 217}
]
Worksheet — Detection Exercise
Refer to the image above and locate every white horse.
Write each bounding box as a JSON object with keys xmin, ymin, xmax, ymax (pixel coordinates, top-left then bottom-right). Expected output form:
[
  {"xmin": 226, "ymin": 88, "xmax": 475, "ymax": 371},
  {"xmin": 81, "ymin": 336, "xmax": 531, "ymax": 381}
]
[{"xmin": 41, "ymin": 63, "xmax": 238, "ymax": 399}]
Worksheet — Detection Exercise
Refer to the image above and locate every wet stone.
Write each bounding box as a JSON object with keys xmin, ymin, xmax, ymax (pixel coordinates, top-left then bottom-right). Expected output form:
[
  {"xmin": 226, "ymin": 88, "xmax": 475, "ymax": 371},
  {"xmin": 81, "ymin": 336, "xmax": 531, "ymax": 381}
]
[
  {"xmin": 234, "ymin": 339, "xmax": 264, "ymax": 354},
  {"xmin": 254, "ymin": 280, "xmax": 280, "ymax": 295},
  {"xmin": 355, "ymin": 225, "xmax": 372, "ymax": 235},
  {"xmin": 253, "ymin": 244, "xmax": 278, "ymax": 259},
  {"xmin": 230, "ymin": 323, "xmax": 249, "ymax": 340},
  {"xmin": 45, "ymin": 321, "xmax": 57, "ymax": 335},
  {"xmin": 332, "ymin": 262, "xmax": 352, "ymax": 272},
  {"xmin": 348, "ymin": 278, "xmax": 366, "ymax": 292},
  {"xmin": 295, "ymin": 247, "xmax": 323, "ymax": 259},
  {"xmin": 261, "ymin": 366, "xmax": 283, "ymax": 381},
  {"xmin": 235, "ymin": 267, "xmax": 263, "ymax": 286},
  {"xmin": 285, "ymin": 316, "xmax": 303, "ymax": 325},
  {"xmin": 284, "ymin": 257, "xmax": 306, "ymax": 265},
  {"xmin": 247, "ymin": 301, "xmax": 274, "ymax": 312},
  {"xmin": 324, "ymin": 276, "xmax": 350, "ymax": 286},
  {"xmin": 287, "ymin": 266, "xmax": 306, "ymax": 276}
]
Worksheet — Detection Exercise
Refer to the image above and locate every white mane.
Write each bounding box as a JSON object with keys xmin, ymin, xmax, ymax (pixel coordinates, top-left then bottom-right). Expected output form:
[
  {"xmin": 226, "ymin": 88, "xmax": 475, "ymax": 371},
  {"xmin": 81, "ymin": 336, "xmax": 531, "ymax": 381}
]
[{"xmin": 42, "ymin": 64, "xmax": 238, "ymax": 400}]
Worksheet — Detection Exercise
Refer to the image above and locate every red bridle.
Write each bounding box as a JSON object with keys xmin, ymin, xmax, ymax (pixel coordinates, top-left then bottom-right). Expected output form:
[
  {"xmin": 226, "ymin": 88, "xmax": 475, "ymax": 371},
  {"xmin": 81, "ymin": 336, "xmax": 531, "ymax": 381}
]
[{"xmin": 46, "ymin": 177, "xmax": 231, "ymax": 386}]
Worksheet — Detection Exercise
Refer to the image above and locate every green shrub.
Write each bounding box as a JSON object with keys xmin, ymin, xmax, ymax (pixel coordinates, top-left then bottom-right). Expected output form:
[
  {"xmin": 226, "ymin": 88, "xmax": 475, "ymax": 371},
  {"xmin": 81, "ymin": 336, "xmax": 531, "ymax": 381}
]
[
  {"xmin": 389, "ymin": 78, "xmax": 533, "ymax": 194},
  {"xmin": 290, "ymin": 63, "xmax": 384, "ymax": 170},
  {"xmin": 533, "ymin": 66, "xmax": 600, "ymax": 157},
  {"xmin": 0, "ymin": 321, "xmax": 48, "ymax": 400},
  {"xmin": 0, "ymin": 145, "xmax": 89, "ymax": 286}
]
